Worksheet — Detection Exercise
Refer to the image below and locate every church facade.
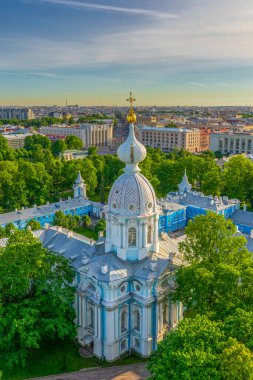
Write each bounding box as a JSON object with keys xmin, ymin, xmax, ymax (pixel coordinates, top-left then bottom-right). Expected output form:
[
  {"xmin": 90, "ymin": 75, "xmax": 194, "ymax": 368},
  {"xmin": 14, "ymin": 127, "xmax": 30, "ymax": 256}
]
[{"xmin": 74, "ymin": 102, "xmax": 183, "ymax": 361}]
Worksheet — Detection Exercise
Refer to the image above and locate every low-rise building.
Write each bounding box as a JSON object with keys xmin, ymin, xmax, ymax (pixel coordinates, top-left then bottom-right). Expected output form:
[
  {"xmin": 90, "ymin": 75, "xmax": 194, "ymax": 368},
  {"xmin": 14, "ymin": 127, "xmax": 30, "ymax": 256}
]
[
  {"xmin": 138, "ymin": 127, "xmax": 200, "ymax": 153},
  {"xmin": 2, "ymin": 132, "xmax": 34, "ymax": 148},
  {"xmin": 0, "ymin": 107, "xmax": 34, "ymax": 120},
  {"xmin": 0, "ymin": 172, "xmax": 103, "ymax": 230},
  {"xmin": 210, "ymin": 132, "xmax": 253, "ymax": 154},
  {"xmin": 60, "ymin": 150, "xmax": 88, "ymax": 161},
  {"xmin": 39, "ymin": 122, "xmax": 113, "ymax": 148}
]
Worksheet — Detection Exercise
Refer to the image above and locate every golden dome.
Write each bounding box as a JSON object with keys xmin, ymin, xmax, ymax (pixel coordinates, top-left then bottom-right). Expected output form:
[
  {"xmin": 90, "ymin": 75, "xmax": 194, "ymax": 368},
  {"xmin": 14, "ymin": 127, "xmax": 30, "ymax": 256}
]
[
  {"xmin": 126, "ymin": 91, "xmax": 136, "ymax": 124},
  {"xmin": 127, "ymin": 108, "xmax": 137, "ymax": 123}
]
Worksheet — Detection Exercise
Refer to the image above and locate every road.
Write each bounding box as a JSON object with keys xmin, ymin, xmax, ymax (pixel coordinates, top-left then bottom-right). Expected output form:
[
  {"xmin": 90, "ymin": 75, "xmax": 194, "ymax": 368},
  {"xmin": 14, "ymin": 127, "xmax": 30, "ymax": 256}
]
[{"xmin": 28, "ymin": 363, "xmax": 150, "ymax": 380}]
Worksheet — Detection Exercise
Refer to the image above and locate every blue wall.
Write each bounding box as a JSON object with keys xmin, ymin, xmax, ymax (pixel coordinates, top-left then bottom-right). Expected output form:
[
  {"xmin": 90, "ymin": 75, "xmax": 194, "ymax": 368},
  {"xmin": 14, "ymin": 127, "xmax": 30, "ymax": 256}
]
[
  {"xmin": 158, "ymin": 203, "xmax": 247, "ymax": 235},
  {"xmin": 159, "ymin": 209, "xmax": 187, "ymax": 234},
  {"xmin": 1, "ymin": 204, "xmax": 93, "ymax": 230}
]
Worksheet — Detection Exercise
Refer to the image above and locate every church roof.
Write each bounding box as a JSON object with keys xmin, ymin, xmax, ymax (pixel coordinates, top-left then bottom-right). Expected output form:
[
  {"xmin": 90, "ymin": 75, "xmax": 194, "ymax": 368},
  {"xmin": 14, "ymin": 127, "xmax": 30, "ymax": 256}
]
[
  {"xmin": 178, "ymin": 169, "xmax": 192, "ymax": 194},
  {"xmin": 0, "ymin": 197, "xmax": 94, "ymax": 226},
  {"xmin": 230, "ymin": 210, "xmax": 253, "ymax": 227},
  {"xmin": 167, "ymin": 191, "xmax": 239, "ymax": 212},
  {"xmin": 108, "ymin": 172, "xmax": 157, "ymax": 217}
]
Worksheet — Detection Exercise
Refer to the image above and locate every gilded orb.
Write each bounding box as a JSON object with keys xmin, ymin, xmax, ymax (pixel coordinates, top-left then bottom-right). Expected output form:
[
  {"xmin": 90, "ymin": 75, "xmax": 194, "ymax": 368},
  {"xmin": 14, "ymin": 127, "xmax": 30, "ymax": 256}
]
[{"xmin": 127, "ymin": 109, "xmax": 137, "ymax": 123}]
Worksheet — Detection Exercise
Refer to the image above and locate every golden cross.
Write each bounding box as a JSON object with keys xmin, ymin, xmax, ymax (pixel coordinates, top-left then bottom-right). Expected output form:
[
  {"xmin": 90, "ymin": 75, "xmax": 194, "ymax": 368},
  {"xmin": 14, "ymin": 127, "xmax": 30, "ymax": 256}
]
[{"xmin": 126, "ymin": 91, "xmax": 136, "ymax": 109}]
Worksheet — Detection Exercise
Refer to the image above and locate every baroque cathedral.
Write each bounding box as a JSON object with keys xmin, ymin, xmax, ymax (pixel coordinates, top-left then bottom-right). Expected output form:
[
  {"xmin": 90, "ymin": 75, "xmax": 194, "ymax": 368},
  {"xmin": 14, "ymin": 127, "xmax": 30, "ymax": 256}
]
[{"xmin": 74, "ymin": 97, "xmax": 183, "ymax": 361}]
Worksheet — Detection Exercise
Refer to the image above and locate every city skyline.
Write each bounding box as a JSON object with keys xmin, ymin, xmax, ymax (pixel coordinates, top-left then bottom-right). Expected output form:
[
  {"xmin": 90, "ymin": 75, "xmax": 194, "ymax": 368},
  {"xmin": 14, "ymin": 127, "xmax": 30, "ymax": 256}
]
[{"xmin": 1, "ymin": 0, "xmax": 253, "ymax": 106}]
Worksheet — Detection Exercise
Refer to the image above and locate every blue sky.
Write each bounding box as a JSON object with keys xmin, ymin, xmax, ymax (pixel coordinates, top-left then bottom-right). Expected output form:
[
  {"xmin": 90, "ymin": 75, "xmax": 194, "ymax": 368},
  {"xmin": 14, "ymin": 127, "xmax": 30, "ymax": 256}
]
[{"xmin": 1, "ymin": 0, "xmax": 253, "ymax": 106}]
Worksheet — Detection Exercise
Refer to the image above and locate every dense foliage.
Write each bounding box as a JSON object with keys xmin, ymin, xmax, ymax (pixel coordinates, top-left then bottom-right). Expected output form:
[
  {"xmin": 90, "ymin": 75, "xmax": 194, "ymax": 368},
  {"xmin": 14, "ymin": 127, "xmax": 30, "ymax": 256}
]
[
  {"xmin": 148, "ymin": 213, "xmax": 253, "ymax": 379},
  {"xmin": 0, "ymin": 230, "xmax": 76, "ymax": 368},
  {"xmin": 148, "ymin": 315, "xmax": 253, "ymax": 380},
  {"xmin": 0, "ymin": 133, "xmax": 253, "ymax": 214}
]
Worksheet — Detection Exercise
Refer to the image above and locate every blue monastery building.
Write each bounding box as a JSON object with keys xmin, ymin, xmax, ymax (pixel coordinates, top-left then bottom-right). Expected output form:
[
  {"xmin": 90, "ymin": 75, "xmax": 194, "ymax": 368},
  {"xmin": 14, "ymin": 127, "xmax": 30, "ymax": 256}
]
[
  {"xmin": 0, "ymin": 172, "xmax": 103, "ymax": 230},
  {"xmin": 0, "ymin": 97, "xmax": 252, "ymax": 363},
  {"xmin": 158, "ymin": 169, "xmax": 253, "ymax": 236}
]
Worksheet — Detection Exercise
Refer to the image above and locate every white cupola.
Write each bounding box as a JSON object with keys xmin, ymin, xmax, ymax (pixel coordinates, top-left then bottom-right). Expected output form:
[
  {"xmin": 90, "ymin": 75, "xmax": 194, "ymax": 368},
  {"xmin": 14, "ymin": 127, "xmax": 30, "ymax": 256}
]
[
  {"xmin": 105, "ymin": 93, "xmax": 160, "ymax": 261},
  {"xmin": 73, "ymin": 171, "xmax": 87, "ymax": 199}
]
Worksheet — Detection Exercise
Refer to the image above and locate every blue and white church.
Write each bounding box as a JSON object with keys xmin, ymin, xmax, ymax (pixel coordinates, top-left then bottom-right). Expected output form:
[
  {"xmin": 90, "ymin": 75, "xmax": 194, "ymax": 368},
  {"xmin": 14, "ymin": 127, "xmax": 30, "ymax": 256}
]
[{"xmin": 73, "ymin": 104, "xmax": 183, "ymax": 360}]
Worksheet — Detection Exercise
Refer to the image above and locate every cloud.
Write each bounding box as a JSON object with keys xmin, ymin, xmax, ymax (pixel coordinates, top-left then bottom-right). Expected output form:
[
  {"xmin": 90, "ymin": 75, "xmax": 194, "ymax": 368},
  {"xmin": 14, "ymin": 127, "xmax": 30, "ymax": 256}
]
[
  {"xmin": 31, "ymin": 72, "xmax": 77, "ymax": 79},
  {"xmin": 3, "ymin": 0, "xmax": 253, "ymax": 74},
  {"xmin": 32, "ymin": 0, "xmax": 180, "ymax": 19},
  {"xmin": 215, "ymin": 82, "xmax": 229, "ymax": 87},
  {"xmin": 189, "ymin": 82, "xmax": 206, "ymax": 87}
]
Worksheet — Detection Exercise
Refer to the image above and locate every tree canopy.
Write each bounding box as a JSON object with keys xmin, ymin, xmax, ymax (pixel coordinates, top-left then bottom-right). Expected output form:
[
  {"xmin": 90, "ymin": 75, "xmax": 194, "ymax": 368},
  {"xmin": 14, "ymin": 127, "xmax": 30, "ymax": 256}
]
[
  {"xmin": 0, "ymin": 230, "xmax": 75, "ymax": 368},
  {"xmin": 149, "ymin": 212, "xmax": 253, "ymax": 379}
]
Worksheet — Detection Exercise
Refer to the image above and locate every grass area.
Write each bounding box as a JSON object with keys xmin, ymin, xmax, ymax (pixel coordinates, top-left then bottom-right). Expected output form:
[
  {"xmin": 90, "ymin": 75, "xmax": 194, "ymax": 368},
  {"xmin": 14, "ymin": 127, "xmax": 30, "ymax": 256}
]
[
  {"xmin": 74, "ymin": 227, "xmax": 97, "ymax": 240},
  {"xmin": 0, "ymin": 340, "xmax": 147, "ymax": 380}
]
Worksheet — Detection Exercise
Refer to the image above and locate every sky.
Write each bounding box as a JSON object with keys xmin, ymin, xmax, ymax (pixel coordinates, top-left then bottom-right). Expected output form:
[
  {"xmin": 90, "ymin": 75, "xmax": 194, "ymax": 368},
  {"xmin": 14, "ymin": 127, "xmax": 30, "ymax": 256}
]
[{"xmin": 1, "ymin": 0, "xmax": 253, "ymax": 106}]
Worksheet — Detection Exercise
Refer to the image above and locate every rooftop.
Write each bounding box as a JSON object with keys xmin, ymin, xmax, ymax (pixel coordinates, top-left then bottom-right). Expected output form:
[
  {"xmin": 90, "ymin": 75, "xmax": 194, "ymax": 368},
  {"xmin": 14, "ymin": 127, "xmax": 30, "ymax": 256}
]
[
  {"xmin": 167, "ymin": 191, "xmax": 239, "ymax": 211},
  {"xmin": 230, "ymin": 210, "xmax": 253, "ymax": 227},
  {"xmin": 0, "ymin": 197, "xmax": 94, "ymax": 225}
]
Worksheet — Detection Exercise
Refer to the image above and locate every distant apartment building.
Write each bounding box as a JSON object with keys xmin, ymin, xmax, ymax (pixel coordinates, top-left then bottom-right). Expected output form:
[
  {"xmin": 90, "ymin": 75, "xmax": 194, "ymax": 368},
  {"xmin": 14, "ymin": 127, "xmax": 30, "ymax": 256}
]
[
  {"xmin": 3, "ymin": 133, "xmax": 34, "ymax": 149},
  {"xmin": 60, "ymin": 150, "xmax": 88, "ymax": 161},
  {"xmin": 199, "ymin": 130, "xmax": 210, "ymax": 151},
  {"xmin": 210, "ymin": 132, "xmax": 253, "ymax": 154},
  {"xmin": 137, "ymin": 115, "xmax": 157, "ymax": 126},
  {"xmin": 138, "ymin": 127, "xmax": 200, "ymax": 153},
  {"xmin": 0, "ymin": 107, "xmax": 35, "ymax": 120},
  {"xmin": 39, "ymin": 123, "xmax": 113, "ymax": 148}
]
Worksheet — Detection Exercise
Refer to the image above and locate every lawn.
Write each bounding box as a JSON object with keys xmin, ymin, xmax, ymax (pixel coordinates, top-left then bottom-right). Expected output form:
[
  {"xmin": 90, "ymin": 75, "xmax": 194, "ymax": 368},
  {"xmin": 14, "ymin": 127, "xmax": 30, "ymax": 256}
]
[
  {"xmin": 0, "ymin": 340, "xmax": 146, "ymax": 380},
  {"xmin": 74, "ymin": 227, "xmax": 97, "ymax": 240}
]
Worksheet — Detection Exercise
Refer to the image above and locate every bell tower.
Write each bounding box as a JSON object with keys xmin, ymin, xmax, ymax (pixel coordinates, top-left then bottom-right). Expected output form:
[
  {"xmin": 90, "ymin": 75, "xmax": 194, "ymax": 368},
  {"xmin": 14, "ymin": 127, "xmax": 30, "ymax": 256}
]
[{"xmin": 73, "ymin": 171, "xmax": 87, "ymax": 198}]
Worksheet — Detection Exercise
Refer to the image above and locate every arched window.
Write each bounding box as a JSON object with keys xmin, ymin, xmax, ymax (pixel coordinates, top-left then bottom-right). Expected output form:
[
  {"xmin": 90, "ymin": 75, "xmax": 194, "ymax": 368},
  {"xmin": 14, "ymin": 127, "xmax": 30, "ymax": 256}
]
[
  {"xmin": 121, "ymin": 310, "xmax": 127, "ymax": 333},
  {"xmin": 134, "ymin": 309, "xmax": 141, "ymax": 331},
  {"xmin": 128, "ymin": 227, "xmax": 136, "ymax": 247},
  {"xmin": 147, "ymin": 225, "xmax": 152, "ymax": 244},
  {"xmin": 162, "ymin": 303, "xmax": 168, "ymax": 325},
  {"xmin": 87, "ymin": 301, "xmax": 94, "ymax": 329},
  {"xmin": 121, "ymin": 339, "xmax": 127, "ymax": 352},
  {"xmin": 134, "ymin": 338, "xmax": 140, "ymax": 350}
]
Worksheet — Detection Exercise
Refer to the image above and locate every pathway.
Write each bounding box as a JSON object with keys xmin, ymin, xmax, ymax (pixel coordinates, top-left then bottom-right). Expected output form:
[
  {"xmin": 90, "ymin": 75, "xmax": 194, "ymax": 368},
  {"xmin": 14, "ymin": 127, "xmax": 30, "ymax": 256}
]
[{"xmin": 28, "ymin": 363, "xmax": 150, "ymax": 380}]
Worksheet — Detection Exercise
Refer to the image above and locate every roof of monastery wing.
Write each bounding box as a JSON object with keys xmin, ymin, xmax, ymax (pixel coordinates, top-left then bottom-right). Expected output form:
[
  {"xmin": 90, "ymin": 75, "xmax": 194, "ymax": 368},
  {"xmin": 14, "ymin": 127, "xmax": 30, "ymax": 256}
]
[
  {"xmin": 167, "ymin": 191, "xmax": 239, "ymax": 211},
  {"xmin": 0, "ymin": 197, "xmax": 94, "ymax": 225},
  {"xmin": 34, "ymin": 227, "xmax": 182, "ymax": 282},
  {"xmin": 230, "ymin": 210, "xmax": 253, "ymax": 228}
]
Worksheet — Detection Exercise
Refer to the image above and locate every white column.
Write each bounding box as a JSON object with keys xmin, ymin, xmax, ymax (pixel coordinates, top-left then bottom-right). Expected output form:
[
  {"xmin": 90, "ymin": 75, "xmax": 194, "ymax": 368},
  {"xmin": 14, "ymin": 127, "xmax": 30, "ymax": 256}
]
[
  {"xmin": 143, "ymin": 222, "xmax": 147, "ymax": 248},
  {"xmin": 78, "ymin": 295, "xmax": 82, "ymax": 326},
  {"xmin": 97, "ymin": 306, "xmax": 101, "ymax": 339},
  {"xmin": 138, "ymin": 222, "xmax": 142, "ymax": 248},
  {"xmin": 83, "ymin": 297, "xmax": 86, "ymax": 327},
  {"xmin": 95, "ymin": 305, "xmax": 98, "ymax": 337},
  {"xmin": 122, "ymin": 224, "xmax": 126, "ymax": 248}
]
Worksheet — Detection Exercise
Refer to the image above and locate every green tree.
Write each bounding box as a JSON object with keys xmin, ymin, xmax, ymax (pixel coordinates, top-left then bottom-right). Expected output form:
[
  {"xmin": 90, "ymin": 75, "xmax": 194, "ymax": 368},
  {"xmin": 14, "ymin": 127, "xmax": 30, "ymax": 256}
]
[
  {"xmin": 165, "ymin": 122, "xmax": 178, "ymax": 128},
  {"xmin": 148, "ymin": 315, "xmax": 253, "ymax": 380},
  {"xmin": 95, "ymin": 219, "xmax": 106, "ymax": 238},
  {"xmin": 148, "ymin": 315, "xmax": 224, "ymax": 380},
  {"xmin": 220, "ymin": 338, "xmax": 253, "ymax": 380},
  {"xmin": 0, "ymin": 230, "xmax": 75, "ymax": 368},
  {"xmin": 215, "ymin": 151, "xmax": 223, "ymax": 159},
  {"xmin": 25, "ymin": 219, "xmax": 42, "ymax": 231},
  {"xmin": 24, "ymin": 134, "xmax": 51, "ymax": 151},
  {"xmin": 4, "ymin": 223, "xmax": 17, "ymax": 237},
  {"xmin": 63, "ymin": 159, "xmax": 97, "ymax": 195},
  {"xmin": 88, "ymin": 146, "xmax": 98, "ymax": 156},
  {"xmin": 82, "ymin": 214, "xmax": 91, "ymax": 227},
  {"xmin": 65, "ymin": 136, "xmax": 83, "ymax": 150},
  {"xmin": 52, "ymin": 139, "xmax": 67, "ymax": 156},
  {"xmin": 201, "ymin": 168, "xmax": 222, "ymax": 196},
  {"xmin": 222, "ymin": 309, "xmax": 253, "ymax": 351},
  {"xmin": 54, "ymin": 211, "xmax": 68, "ymax": 228},
  {"xmin": 173, "ymin": 213, "xmax": 253, "ymax": 319},
  {"xmin": 222, "ymin": 156, "xmax": 253, "ymax": 206}
]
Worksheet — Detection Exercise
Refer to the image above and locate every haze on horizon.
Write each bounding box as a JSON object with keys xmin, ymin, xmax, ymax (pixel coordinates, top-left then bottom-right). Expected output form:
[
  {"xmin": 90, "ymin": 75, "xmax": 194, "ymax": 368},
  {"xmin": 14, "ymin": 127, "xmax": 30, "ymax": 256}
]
[{"xmin": 1, "ymin": 0, "xmax": 253, "ymax": 106}]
